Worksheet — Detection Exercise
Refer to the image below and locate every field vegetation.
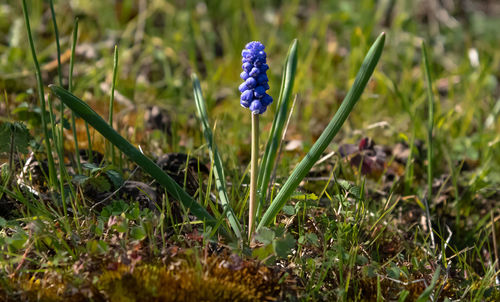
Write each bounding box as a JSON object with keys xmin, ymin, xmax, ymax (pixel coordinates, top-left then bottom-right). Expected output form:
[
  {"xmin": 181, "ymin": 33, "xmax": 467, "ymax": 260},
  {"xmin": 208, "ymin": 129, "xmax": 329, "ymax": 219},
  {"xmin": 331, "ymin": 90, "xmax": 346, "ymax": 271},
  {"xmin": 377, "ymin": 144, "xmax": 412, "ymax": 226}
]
[{"xmin": 0, "ymin": 0, "xmax": 499, "ymax": 300}]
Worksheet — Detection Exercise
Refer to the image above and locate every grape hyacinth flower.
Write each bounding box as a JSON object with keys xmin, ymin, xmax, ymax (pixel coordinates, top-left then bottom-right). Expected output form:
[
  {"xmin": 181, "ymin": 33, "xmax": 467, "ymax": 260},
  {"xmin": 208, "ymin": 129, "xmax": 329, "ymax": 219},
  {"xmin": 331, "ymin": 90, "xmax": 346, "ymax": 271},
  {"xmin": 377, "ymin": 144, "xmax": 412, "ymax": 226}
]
[
  {"xmin": 240, "ymin": 41, "xmax": 272, "ymax": 114},
  {"xmin": 241, "ymin": 41, "xmax": 272, "ymax": 240}
]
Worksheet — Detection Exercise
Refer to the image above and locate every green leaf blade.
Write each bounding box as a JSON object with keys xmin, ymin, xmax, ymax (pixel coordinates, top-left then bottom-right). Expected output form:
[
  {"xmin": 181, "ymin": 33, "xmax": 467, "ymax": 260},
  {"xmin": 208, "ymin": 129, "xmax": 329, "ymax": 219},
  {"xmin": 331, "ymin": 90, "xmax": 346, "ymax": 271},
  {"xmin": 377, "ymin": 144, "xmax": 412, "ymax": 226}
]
[
  {"xmin": 191, "ymin": 74, "xmax": 242, "ymax": 239},
  {"xmin": 258, "ymin": 32, "xmax": 386, "ymax": 230},
  {"xmin": 257, "ymin": 39, "xmax": 298, "ymax": 216},
  {"xmin": 49, "ymin": 85, "xmax": 223, "ymax": 236}
]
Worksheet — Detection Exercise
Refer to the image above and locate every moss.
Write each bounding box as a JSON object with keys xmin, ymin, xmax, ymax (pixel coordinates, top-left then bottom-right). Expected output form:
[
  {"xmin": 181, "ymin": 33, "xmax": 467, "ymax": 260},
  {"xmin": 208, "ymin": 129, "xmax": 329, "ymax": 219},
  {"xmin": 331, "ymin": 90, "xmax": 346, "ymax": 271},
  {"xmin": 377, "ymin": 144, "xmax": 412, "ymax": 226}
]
[
  {"xmin": 98, "ymin": 256, "xmax": 283, "ymax": 302},
  {"xmin": 1, "ymin": 254, "xmax": 286, "ymax": 302},
  {"xmin": 1, "ymin": 272, "xmax": 104, "ymax": 302}
]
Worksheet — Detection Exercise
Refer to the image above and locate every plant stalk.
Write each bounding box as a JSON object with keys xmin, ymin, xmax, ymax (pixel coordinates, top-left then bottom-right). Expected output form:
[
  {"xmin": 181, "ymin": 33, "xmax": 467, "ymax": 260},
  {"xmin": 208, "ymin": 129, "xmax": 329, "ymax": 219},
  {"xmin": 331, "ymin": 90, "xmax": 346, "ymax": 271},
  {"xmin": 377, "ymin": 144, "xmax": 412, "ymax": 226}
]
[
  {"xmin": 47, "ymin": 96, "xmax": 67, "ymax": 218},
  {"xmin": 49, "ymin": 0, "xmax": 62, "ymax": 87},
  {"xmin": 69, "ymin": 18, "xmax": 82, "ymax": 175},
  {"xmin": 8, "ymin": 125, "xmax": 15, "ymax": 183},
  {"xmin": 22, "ymin": 0, "xmax": 57, "ymax": 187},
  {"xmin": 108, "ymin": 45, "xmax": 118, "ymax": 166},
  {"xmin": 192, "ymin": 74, "xmax": 242, "ymax": 238},
  {"xmin": 256, "ymin": 39, "xmax": 298, "ymax": 219},
  {"xmin": 249, "ymin": 113, "xmax": 259, "ymax": 240},
  {"xmin": 422, "ymin": 41, "xmax": 436, "ymax": 249}
]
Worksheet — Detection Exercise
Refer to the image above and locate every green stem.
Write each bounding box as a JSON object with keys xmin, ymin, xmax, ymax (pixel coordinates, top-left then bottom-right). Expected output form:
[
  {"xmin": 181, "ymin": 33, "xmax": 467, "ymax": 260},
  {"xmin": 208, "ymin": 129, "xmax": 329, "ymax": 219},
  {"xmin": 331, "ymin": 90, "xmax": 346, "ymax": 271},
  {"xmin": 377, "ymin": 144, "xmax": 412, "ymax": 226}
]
[
  {"xmin": 86, "ymin": 122, "xmax": 93, "ymax": 163},
  {"xmin": 423, "ymin": 43, "xmax": 434, "ymax": 204},
  {"xmin": 7, "ymin": 126, "xmax": 15, "ymax": 186},
  {"xmin": 422, "ymin": 41, "xmax": 436, "ymax": 249},
  {"xmin": 48, "ymin": 96, "xmax": 67, "ymax": 218},
  {"xmin": 249, "ymin": 113, "xmax": 259, "ymax": 240},
  {"xmin": 49, "ymin": 0, "xmax": 62, "ymax": 87},
  {"xmin": 256, "ymin": 39, "xmax": 298, "ymax": 220},
  {"xmin": 22, "ymin": 0, "xmax": 57, "ymax": 187},
  {"xmin": 109, "ymin": 45, "xmax": 118, "ymax": 166},
  {"xmin": 192, "ymin": 74, "xmax": 242, "ymax": 238},
  {"xmin": 69, "ymin": 18, "xmax": 82, "ymax": 174}
]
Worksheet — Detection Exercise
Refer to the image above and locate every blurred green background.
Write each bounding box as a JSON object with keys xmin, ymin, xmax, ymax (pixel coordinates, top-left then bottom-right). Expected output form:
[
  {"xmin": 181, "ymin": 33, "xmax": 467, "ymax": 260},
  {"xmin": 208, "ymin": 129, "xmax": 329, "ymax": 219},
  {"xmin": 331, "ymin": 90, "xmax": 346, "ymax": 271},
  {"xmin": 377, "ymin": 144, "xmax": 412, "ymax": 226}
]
[{"xmin": 1, "ymin": 0, "xmax": 499, "ymax": 178}]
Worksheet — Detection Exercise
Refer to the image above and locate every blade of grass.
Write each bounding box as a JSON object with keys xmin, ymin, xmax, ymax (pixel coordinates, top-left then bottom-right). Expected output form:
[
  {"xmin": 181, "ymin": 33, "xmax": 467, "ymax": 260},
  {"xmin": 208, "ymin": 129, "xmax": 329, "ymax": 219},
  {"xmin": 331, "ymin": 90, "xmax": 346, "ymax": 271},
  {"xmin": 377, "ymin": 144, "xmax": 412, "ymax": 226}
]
[
  {"xmin": 49, "ymin": 0, "xmax": 62, "ymax": 87},
  {"xmin": 422, "ymin": 41, "xmax": 436, "ymax": 250},
  {"xmin": 68, "ymin": 18, "xmax": 82, "ymax": 175},
  {"xmin": 108, "ymin": 45, "xmax": 118, "ymax": 166},
  {"xmin": 268, "ymin": 94, "xmax": 298, "ymax": 195},
  {"xmin": 49, "ymin": 85, "xmax": 224, "ymax": 235},
  {"xmin": 416, "ymin": 266, "xmax": 441, "ymax": 302},
  {"xmin": 48, "ymin": 2, "xmax": 80, "ymax": 223},
  {"xmin": 85, "ymin": 121, "xmax": 94, "ymax": 164},
  {"xmin": 256, "ymin": 39, "xmax": 298, "ymax": 219},
  {"xmin": 47, "ymin": 96, "xmax": 67, "ymax": 218},
  {"xmin": 192, "ymin": 74, "xmax": 242, "ymax": 239},
  {"xmin": 22, "ymin": 0, "xmax": 57, "ymax": 187},
  {"xmin": 49, "ymin": 0, "xmax": 67, "ymax": 190},
  {"xmin": 258, "ymin": 32, "xmax": 386, "ymax": 230}
]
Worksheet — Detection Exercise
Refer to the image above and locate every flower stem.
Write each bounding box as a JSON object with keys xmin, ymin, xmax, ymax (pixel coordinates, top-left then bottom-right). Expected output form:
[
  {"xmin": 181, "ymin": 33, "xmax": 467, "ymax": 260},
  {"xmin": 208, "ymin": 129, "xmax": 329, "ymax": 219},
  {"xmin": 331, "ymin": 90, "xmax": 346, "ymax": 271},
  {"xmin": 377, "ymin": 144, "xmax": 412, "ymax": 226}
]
[{"xmin": 249, "ymin": 113, "xmax": 259, "ymax": 240}]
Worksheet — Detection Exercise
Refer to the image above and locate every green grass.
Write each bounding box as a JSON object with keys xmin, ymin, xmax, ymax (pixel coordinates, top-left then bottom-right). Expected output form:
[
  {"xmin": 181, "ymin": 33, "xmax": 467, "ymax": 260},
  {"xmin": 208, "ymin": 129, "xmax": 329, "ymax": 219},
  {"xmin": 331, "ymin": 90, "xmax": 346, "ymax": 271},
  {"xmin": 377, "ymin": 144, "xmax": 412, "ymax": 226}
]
[{"xmin": 1, "ymin": 0, "xmax": 500, "ymax": 301}]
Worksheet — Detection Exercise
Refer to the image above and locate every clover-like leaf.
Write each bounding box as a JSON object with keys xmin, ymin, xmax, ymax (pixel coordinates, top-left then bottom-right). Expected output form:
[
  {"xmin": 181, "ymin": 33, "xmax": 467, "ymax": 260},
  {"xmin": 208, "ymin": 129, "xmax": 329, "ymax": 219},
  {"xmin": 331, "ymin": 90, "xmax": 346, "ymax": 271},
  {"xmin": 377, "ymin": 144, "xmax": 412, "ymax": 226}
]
[{"xmin": 0, "ymin": 122, "xmax": 33, "ymax": 155}]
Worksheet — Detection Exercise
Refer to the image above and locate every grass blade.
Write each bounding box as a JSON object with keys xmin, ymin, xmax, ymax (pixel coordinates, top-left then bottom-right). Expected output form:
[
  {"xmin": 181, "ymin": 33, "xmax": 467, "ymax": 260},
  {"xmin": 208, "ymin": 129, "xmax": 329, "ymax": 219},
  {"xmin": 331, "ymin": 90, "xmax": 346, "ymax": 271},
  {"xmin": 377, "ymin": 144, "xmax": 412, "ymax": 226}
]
[
  {"xmin": 422, "ymin": 41, "xmax": 436, "ymax": 249},
  {"xmin": 256, "ymin": 39, "xmax": 298, "ymax": 218},
  {"xmin": 192, "ymin": 74, "xmax": 242, "ymax": 239},
  {"xmin": 49, "ymin": 85, "xmax": 222, "ymax": 234},
  {"xmin": 258, "ymin": 32, "xmax": 386, "ymax": 230},
  {"xmin": 22, "ymin": 0, "xmax": 57, "ymax": 187},
  {"xmin": 416, "ymin": 266, "xmax": 441, "ymax": 302},
  {"xmin": 108, "ymin": 45, "xmax": 119, "ymax": 166},
  {"xmin": 68, "ymin": 18, "xmax": 82, "ymax": 175},
  {"xmin": 47, "ymin": 96, "xmax": 66, "ymax": 217},
  {"xmin": 49, "ymin": 0, "xmax": 62, "ymax": 87}
]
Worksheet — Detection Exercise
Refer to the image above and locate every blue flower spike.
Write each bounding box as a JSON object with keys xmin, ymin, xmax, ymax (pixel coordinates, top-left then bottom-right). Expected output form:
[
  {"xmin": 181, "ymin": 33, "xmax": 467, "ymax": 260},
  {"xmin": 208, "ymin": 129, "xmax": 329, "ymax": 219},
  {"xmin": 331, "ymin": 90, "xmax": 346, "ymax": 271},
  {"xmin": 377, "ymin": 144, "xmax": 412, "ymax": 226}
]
[
  {"xmin": 240, "ymin": 41, "xmax": 272, "ymax": 114},
  {"xmin": 242, "ymin": 41, "xmax": 272, "ymax": 240}
]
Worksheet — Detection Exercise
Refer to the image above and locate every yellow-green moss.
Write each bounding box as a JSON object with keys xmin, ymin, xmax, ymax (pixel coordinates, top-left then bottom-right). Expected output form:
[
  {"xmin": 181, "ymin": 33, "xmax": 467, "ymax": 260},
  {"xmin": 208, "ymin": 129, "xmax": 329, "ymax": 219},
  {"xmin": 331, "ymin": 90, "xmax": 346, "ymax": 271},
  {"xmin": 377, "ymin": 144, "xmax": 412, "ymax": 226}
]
[
  {"xmin": 98, "ymin": 257, "xmax": 282, "ymax": 302},
  {"xmin": 1, "ymin": 254, "xmax": 284, "ymax": 302}
]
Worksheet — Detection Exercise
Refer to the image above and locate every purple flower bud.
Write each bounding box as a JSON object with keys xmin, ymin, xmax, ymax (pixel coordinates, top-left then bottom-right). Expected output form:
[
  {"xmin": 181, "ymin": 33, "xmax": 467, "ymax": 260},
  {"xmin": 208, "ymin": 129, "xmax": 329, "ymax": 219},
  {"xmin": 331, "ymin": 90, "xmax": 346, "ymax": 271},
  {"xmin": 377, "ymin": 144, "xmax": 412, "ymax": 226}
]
[
  {"xmin": 240, "ymin": 71, "xmax": 249, "ymax": 80},
  {"xmin": 241, "ymin": 89, "xmax": 253, "ymax": 101},
  {"xmin": 239, "ymin": 82, "xmax": 248, "ymax": 93},
  {"xmin": 257, "ymin": 74, "xmax": 268, "ymax": 83},
  {"xmin": 245, "ymin": 77, "xmax": 257, "ymax": 88},
  {"xmin": 254, "ymin": 86, "xmax": 266, "ymax": 98},
  {"xmin": 261, "ymin": 94, "xmax": 273, "ymax": 106},
  {"xmin": 243, "ymin": 62, "xmax": 252, "ymax": 72},
  {"xmin": 262, "ymin": 82, "xmax": 270, "ymax": 90},
  {"xmin": 240, "ymin": 99, "xmax": 251, "ymax": 108},
  {"xmin": 250, "ymin": 100, "xmax": 263, "ymax": 114},
  {"xmin": 246, "ymin": 41, "xmax": 265, "ymax": 51},
  {"xmin": 249, "ymin": 67, "xmax": 260, "ymax": 77},
  {"xmin": 254, "ymin": 58, "xmax": 264, "ymax": 66}
]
